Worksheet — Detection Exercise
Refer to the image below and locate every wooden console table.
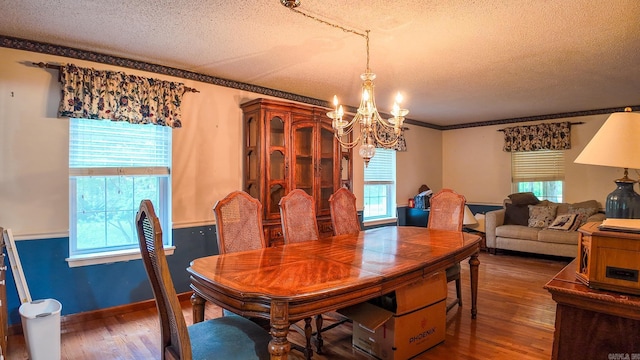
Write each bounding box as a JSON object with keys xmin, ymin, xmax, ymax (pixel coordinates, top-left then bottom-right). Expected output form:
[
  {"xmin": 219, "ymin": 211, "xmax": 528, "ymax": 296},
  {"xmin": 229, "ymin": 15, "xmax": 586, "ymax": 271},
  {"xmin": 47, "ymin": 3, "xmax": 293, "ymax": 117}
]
[{"xmin": 544, "ymin": 260, "xmax": 640, "ymax": 360}]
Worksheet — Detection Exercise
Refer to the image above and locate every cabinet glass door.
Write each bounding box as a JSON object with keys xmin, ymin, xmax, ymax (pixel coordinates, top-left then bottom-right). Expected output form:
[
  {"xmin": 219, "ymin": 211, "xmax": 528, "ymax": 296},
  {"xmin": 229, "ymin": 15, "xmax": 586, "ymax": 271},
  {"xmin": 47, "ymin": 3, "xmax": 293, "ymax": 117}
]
[
  {"xmin": 292, "ymin": 122, "xmax": 314, "ymax": 196},
  {"xmin": 245, "ymin": 115, "xmax": 260, "ymax": 199},
  {"xmin": 267, "ymin": 115, "xmax": 287, "ymax": 219},
  {"xmin": 318, "ymin": 124, "xmax": 335, "ymax": 213}
]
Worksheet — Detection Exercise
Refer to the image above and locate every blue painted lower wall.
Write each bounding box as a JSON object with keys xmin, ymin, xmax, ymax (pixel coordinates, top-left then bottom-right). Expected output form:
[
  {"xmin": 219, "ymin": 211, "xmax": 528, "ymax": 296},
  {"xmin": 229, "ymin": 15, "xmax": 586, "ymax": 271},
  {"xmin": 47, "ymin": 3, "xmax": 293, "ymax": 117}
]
[
  {"xmin": 397, "ymin": 204, "xmax": 501, "ymax": 227},
  {"xmin": 5, "ymin": 204, "xmax": 500, "ymax": 326},
  {"xmin": 5, "ymin": 225, "xmax": 219, "ymax": 326}
]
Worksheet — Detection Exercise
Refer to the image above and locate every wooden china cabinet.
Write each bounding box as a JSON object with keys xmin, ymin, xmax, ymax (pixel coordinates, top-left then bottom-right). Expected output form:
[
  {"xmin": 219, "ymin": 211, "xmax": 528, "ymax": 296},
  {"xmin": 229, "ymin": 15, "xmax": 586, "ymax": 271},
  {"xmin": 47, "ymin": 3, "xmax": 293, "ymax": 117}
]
[{"xmin": 241, "ymin": 98, "xmax": 352, "ymax": 247}]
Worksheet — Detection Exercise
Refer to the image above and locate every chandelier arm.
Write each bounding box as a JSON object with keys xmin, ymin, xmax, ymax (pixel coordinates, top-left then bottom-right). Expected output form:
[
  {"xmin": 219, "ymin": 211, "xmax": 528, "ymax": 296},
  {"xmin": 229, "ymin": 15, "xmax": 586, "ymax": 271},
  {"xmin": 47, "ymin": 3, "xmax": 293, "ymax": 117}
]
[
  {"xmin": 372, "ymin": 126, "xmax": 400, "ymax": 147},
  {"xmin": 335, "ymin": 133, "xmax": 362, "ymax": 149},
  {"xmin": 370, "ymin": 110, "xmax": 394, "ymax": 127},
  {"xmin": 340, "ymin": 116, "xmax": 360, "ymax": 130},
  {"xmin": 339, "ymin": 124, "xmax": 357, "ymax": 137}
]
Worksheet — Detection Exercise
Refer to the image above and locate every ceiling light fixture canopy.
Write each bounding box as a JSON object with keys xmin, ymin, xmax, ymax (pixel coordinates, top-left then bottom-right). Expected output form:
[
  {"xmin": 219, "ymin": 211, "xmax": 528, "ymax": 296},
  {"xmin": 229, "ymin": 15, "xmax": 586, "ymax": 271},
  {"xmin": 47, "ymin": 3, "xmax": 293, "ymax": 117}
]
[{"xmin": 281, "ymin": 0, "xmax": 408, "ymax": 166}]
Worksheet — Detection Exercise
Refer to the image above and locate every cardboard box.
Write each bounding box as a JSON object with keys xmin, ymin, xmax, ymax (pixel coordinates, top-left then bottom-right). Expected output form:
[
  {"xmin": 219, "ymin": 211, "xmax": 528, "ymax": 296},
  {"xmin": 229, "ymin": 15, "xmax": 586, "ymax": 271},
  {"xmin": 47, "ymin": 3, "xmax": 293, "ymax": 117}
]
[{"xmin": 339, "ymin": 272, "xmax": 447, "ymax": 360}]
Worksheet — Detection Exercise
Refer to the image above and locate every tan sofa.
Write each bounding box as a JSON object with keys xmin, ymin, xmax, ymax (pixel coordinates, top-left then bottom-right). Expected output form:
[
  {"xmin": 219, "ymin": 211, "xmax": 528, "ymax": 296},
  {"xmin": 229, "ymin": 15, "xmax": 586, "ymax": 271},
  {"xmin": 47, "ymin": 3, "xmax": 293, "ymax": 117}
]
[{"xmin": 485, "ymin": 194, "xmax": 605, "ymax": 257}]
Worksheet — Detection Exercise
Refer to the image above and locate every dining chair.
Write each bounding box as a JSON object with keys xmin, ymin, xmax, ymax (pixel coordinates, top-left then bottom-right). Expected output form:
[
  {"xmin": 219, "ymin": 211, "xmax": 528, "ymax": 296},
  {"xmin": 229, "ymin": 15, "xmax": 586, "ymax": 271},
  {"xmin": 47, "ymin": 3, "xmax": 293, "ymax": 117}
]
[
  {"xmin": 279, "ymin": 188, "xmax": 319, "ymax": 244},
  {"xmin": 427, "ymin": 188, "xmax": 466, "ymax": 312},
  {"xmin": 329, "ymin": 187, "xmax": 361, "ymax": 236},
  {"xmin": 213, "ymin": 190, "xmax": 267, "ymax": 254},
  {"xmin": 136, "ymin": 200, "xmax": 271, "ymax": 360},
  {"xmin": 213, "ymin": 190, "xmax": 273, "ymax": 326},
  {"xmin": 279, "ymin": 189, "xmax": 335, "ymax": 357}
]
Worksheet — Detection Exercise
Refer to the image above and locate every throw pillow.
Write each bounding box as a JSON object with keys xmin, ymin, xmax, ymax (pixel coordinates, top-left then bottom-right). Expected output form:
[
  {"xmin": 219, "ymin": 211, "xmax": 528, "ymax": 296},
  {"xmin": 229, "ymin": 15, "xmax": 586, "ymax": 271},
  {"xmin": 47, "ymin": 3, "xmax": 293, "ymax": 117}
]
[
  {"xmin": 528, "ymin": 205, "xmax": 558, "ymax": 228},
  {"xmin": 548, "ymin": 214, "xmax": 578, "ymax": 231},
  {"xmin": 568, "ymin": 205, "xmax": 598, "ymax": 227},
  {"xmin": 508, "ymin": 192, "xmax": 540, "ymax": 205},
  {"xmin": 504, "ymin": 203, "xmax": 530, "ymax": 226},
  {"xmin": 569, "ymin": 215, "xmax": 585, "ymax": 231}
]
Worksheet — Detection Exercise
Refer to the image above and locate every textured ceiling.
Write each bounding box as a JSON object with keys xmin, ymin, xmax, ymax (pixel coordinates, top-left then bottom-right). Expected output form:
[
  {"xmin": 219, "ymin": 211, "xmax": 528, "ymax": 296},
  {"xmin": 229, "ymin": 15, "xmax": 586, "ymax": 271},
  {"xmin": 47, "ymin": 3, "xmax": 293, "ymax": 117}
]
[{"xmin": 1, "ymin": 0, "xmax": 639, "ymax": 126}]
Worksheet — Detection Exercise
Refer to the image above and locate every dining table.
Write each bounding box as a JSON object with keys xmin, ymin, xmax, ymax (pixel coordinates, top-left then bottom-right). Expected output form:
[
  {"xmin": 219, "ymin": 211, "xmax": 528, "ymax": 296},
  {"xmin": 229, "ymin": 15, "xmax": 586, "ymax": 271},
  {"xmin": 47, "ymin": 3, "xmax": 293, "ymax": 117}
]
[{"xmin": 187, "ymin": 225, "xmax": 481, "ymax": 359}]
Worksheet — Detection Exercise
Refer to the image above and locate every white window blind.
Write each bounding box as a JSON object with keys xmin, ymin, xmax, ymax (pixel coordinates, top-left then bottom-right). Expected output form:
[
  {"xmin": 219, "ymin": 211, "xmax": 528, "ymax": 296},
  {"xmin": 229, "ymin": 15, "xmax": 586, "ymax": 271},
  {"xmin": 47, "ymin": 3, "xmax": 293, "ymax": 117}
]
[
  {"xmin": 364, "ymin": 148, "xmax": 395, "ymax": 183},
  {"xmin": 70, "ymin": 118, "xmax": 170, "ymax": 171},
  {"xmin": 511, "ymin": 150, "xmax": 564, "ymax": 182}
]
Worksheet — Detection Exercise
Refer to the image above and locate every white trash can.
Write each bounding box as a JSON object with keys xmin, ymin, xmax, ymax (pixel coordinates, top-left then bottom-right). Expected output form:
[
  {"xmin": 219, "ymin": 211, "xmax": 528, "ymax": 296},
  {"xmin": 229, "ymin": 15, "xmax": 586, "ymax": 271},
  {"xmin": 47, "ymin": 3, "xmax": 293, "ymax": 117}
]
[{"xmin": 19, "ymin": 299, "xmax": 62, "ymax": 360}]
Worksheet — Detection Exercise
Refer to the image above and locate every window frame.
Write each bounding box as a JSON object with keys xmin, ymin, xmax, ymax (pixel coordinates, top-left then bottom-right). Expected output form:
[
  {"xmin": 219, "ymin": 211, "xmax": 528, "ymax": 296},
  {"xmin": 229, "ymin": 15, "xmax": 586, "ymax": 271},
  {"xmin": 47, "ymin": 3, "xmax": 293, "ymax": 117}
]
[
  {"xmin": 67, "ymin": 118, "xmax": 173, "ymax": 267},
  {"xmin": 363, "ymin": 148, "xmax": 397, "ymax": 224}
]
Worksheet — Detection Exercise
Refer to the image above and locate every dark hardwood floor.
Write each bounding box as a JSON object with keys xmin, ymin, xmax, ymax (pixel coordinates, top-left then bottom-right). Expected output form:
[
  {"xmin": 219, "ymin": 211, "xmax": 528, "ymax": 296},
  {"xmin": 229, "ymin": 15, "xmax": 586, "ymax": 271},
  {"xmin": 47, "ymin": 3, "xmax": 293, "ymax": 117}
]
[{"xmin": 6, "ymin": 252, "xmax": 570, "ymax": 359}]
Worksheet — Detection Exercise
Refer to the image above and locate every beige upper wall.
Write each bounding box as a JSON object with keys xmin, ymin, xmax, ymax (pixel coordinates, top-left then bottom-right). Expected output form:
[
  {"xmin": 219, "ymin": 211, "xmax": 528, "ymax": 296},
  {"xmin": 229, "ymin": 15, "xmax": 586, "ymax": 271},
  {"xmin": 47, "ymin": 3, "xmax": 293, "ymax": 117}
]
[
  {"xmin": 396, "ymin": 124, "xmax": 442, "ymax": 205},
  {"xmin": 443, "ymin": 115, "xmax": 628, "ymax": 207},
  {"xmin": 1, "ymin": 46, "xmax": 442, "ymax": 236},
  {"xmin": 0, "ymin": 47, "xmax": 285, "ymax": 235},
  {"xmin": 1, "ymin": 46, "xmax": 629, "ymax": 237}
]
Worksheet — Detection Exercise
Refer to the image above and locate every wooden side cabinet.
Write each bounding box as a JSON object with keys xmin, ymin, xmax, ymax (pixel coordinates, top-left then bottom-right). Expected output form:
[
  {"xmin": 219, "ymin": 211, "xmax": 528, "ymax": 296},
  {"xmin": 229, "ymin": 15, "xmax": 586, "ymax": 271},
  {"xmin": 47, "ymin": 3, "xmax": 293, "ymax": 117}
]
[
  {"xmin": 577, "ymin": 222, "xmax": 640, "ymax": 295},
  {"xmin": 241, "ymin": 98, "xmax": 352, "ymax": 246},
  {"xmin": 545, "ymin": 260, "xmax": 640, "ymax": 360}
]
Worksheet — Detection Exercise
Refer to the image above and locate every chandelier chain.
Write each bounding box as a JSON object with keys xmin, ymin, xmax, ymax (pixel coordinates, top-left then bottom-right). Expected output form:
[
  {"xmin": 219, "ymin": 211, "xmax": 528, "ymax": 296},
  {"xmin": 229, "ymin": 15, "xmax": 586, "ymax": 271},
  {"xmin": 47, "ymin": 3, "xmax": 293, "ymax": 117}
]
[
  {"xmin": 286, "ymin": 7, "xmax": 367, "ymax": 38},
  {"xmin": 287, "ymin": 7, "xmax": 370, "ymax": 70}
]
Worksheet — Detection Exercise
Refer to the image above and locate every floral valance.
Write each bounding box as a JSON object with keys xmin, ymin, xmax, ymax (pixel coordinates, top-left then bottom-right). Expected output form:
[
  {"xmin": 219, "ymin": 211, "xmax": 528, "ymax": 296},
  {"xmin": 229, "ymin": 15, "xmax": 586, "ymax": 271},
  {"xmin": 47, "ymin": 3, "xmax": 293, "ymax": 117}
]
[
  {"xmin": 503, "ymin": 121, "xmax": 571, "ymax": 152},
  {"xmin": 58, "ymin": 64, "xmax": 185, "ymax": 128},
  {"xmin": 372, "ymin": 123, "xmax": 407, "ymax": 152}
]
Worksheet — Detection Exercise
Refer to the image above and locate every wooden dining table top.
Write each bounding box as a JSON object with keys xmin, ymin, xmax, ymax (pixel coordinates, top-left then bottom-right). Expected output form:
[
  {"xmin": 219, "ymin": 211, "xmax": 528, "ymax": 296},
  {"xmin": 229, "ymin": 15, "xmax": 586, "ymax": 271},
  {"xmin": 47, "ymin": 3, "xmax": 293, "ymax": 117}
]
[{"xmin": 187, "ymin": 226, "xmax": 481, "ymax": 359}]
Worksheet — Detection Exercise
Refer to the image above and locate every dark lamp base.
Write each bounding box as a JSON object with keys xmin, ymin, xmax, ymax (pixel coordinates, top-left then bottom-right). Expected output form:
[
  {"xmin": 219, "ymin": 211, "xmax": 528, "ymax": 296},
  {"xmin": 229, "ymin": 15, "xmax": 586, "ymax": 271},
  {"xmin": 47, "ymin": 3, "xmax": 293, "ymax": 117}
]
[{"xmin": 605, "ymin": 180, "xmax": 640, "ymax": 219}]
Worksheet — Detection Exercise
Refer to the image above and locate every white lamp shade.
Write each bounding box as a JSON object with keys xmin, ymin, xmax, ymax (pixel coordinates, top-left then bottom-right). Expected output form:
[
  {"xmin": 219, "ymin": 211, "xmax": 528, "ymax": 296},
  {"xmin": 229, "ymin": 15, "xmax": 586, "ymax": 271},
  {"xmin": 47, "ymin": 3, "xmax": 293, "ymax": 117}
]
[
  {"xmin": 463, "ymin": 205, "xmax": 478, "ymax": 226},
  {"xmin": 574, "ymin": 111, "xmax": 640, "ymax": 169}
]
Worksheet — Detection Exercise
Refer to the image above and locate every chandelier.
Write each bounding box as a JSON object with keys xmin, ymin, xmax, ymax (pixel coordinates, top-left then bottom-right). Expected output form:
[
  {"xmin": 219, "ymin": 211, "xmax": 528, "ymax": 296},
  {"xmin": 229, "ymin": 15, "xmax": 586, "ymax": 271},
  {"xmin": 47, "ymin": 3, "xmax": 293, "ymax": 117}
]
[{"xmin": 281, "ymin": 0, "xmax": 409, "ymax": 166}]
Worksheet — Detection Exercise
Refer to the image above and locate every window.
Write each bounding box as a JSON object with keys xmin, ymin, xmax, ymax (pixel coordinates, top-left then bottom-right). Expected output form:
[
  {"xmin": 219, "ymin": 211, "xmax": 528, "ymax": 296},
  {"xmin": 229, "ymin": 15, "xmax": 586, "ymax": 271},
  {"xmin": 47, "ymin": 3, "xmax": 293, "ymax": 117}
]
[
  {"xmin": 363, "ymin": 148, "xmax": 396, "ymax": 221},
  {"xmin": 69, "ymin": 118, "xmax": 172, "ymax": 259},
  {"xmin": 512, "ymin": 150, "xmax": 564, "ymax": 202}
]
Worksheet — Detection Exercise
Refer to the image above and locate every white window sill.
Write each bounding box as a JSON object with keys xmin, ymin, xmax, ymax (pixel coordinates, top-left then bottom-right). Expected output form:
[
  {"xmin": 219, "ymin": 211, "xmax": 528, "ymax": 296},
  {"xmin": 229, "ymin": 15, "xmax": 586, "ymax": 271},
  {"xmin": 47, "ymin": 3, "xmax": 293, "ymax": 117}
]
[
  {"xmin": 66, "ymin": 246, "xmax": 176, "ymax": 268},
  {"xmin": 363, "ymin": 217, "xmax": 398, "ymax": 227}
]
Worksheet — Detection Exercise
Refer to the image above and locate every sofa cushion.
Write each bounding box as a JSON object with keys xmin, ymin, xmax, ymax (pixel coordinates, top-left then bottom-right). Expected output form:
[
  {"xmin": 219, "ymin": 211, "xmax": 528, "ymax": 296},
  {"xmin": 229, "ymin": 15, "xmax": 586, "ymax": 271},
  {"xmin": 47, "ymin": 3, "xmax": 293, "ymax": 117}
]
[
  {"xmin": 496, "ymin": 224, "xmax": 540, "ymax": 241},
  {"xmin": 537, "ymin": 228, "xmax": 580, "ymax": 245},
  {"xmin": 528, "ymin": 204, "xmax": 558, "ymax": 228},
  {"xmin": 554, "ymin": 202, "xmax": 569, "ymax": 215},
  {"xmin": 508, "ymin": 192, "xmax": 540, "ymax": 205},
  {"xmin": 568, "ymin": 202, "xmax": 599, "ymax": 227},
  {"xmin": 504, "ymin": 203, "xmax": 530, "ymax": 226},
  {"xmin": 570, "ymin": 199, "xmax": 600, "ymax": 210}
]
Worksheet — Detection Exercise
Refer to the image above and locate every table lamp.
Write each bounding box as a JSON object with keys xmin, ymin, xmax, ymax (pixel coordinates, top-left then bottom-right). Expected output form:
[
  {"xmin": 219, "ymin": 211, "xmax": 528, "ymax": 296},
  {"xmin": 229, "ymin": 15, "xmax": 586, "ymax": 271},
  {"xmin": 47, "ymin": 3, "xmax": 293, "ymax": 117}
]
[
  {"xmin": 574, "ymin": 108, "xmax": 640, "ymax": 218},
  {"xmin": 463, "ymin": 205, "xmax": 478, "ymax": 227}
]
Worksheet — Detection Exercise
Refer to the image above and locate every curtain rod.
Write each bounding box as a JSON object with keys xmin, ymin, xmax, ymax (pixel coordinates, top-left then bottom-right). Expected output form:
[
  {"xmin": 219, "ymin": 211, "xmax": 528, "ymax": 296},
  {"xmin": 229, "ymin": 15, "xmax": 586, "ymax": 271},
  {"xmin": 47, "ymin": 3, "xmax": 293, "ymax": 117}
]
[
  {"xmin": 497, "ymin": 121, "xmax": 584, "ymax": 132},
  {"xmin": 33, "ymin": 62, "xmax": 200, "ymax": 93}
]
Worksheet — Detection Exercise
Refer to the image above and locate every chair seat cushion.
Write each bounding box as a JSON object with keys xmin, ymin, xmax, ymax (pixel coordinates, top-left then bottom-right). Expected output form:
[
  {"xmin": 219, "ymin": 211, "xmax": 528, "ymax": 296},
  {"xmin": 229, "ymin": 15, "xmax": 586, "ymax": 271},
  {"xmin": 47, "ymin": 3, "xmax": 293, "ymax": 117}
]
[
  {"xmin": 188, "ymin": 314, "xmax": 271, "ymax": 359},
  {"xmin": 446, "ymin": 263, "xmax": 461, "ymax": 280}
]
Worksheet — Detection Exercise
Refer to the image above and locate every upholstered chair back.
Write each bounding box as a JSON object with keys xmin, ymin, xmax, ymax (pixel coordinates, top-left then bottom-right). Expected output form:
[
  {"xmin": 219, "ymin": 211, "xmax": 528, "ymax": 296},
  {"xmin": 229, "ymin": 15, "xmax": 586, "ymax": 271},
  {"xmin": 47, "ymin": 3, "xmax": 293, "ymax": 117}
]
[
  {"xmin": 213, "ymin": 191, "xmax": 266, "ymax": 254},
  {"xmin": 279, "ymin": 189, "xmax": 319, "ymax": 244}
]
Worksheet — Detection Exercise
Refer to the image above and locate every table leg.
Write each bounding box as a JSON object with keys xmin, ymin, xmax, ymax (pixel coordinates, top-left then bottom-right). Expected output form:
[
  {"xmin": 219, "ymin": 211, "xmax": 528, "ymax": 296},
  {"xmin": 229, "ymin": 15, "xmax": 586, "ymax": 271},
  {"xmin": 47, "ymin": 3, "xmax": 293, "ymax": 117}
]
[
  {"xmin": 469, "ymin": 250, "xmax": 480, "ymax": 319},
  {"xmin": 315, "ymin": 314, "xmax": 324, "ymax": 354},
  {"xmin": 190, "ymin": 292, "xmax": 205, "ymax": 324},
  {"xmin": 269, "ymin": 300, "xmax": 291, "ymax": 360}
]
